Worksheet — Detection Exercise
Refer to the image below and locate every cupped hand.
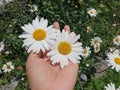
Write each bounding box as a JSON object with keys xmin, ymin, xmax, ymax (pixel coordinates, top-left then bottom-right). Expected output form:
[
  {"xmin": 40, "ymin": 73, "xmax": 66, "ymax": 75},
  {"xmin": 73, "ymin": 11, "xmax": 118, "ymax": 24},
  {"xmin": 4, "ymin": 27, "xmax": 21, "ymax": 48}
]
[{"xmin": 26, "ymin": 22, "xmax": 78, "ymax": 90}]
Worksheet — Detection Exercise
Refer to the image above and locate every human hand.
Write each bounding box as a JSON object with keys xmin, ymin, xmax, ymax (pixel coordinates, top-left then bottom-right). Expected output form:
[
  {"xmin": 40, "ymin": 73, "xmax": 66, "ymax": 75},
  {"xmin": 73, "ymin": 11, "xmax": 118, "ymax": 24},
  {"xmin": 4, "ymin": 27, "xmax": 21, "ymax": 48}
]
[{"xmin": 26, "ymin": 22, "xmax": 79, "ymax": 90}]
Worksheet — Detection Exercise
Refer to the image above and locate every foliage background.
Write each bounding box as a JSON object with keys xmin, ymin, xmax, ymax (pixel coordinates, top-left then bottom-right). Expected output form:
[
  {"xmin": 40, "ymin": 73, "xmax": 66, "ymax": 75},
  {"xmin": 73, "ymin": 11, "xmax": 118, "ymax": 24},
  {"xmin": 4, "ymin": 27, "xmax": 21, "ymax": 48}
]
[{"xmin": 0, "ymin": 0, "xmax": 120, "ymax": 90}]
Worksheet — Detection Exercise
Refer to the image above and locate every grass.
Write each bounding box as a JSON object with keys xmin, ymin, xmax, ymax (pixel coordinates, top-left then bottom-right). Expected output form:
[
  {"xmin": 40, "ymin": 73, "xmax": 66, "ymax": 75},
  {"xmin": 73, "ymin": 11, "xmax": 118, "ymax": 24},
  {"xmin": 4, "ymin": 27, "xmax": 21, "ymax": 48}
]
[{"xmin": 0, "ymin": 0, "xmax": 120, "ymax": 90}]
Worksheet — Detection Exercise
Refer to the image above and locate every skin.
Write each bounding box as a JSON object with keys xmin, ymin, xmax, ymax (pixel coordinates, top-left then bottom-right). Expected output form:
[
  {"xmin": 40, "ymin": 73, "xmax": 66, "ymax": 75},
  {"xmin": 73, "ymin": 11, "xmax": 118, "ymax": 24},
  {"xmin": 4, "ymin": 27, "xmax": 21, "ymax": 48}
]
[{"xmin": 26, "ymin": 22, "xmax": 79, "ymax": 90}]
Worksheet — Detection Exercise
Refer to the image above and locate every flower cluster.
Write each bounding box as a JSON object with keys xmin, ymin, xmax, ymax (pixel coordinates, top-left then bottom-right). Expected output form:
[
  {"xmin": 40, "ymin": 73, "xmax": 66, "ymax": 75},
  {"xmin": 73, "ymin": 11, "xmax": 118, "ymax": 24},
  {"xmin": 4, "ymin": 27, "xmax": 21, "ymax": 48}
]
[
  {"xmin": 19, "ymin": 17, "xmax": 83, "ymax": 68},
  {"xmin": 91, "ymin": 36, "xmax": 102, "ymax": 53}
]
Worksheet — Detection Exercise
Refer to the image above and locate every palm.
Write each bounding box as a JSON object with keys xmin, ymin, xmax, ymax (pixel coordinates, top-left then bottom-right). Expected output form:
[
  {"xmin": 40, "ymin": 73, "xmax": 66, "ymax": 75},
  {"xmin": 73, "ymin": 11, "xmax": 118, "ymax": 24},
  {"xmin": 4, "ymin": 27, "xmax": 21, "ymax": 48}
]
[{"xmin": 26, "ymin": 52, "xmax": 78, "ymax": 90}]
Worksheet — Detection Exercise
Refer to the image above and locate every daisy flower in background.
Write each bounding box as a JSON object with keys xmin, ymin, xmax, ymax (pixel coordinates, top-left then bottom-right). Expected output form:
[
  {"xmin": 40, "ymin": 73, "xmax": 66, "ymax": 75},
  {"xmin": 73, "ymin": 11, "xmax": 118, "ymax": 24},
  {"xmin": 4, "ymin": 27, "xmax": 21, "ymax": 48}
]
[
  {"xmin": 47, "ymin": 30, "xmax": 83, "ymax": 68},
  {"xmin": 91, "ymin": 36, "xmax": 102, "ymax": 46},
  {"xmin": 0, "ymin": 41, "xmax": 5, "ymax": 52},
  {"xmin": 113, "ymin": 35, "xmax": 120, "ymax": 46},
  {"xmin": 0, "ymin": 0, "xmax": 14, "ymax": 6},
  {"xmin": 94, "ymin": 44, "xmax": 100, "ymax": 53},
  {"xmin": 87, "ymin": 8, "xmax": 97, "ymax": 17},
  {"xmin": 105, "ymin": 83, "xmax": 120, "ymax": 90},
  {"xmin": 2, "ymin": 62, "xmax": 14, "ymax": 73},
  {"xmin": 107, "ymin": 53, "xmax": 120, "ymax": 72},
  {"xmin": 80, "ymin": 74, "xmax": 88, "ymax": 82},
  {"xmin": 86, "ymin": 26, "xmax": 92, "ymax": 33},
  {"xmin": 81, "ymin": 46, "xmax": 91, "ymax": 58},
  {"xmin": 109, "ymin": 47, "xmax": 120, "ymax": 55},
  {"xmin": 28, "ymin": 4, "xmax": 38, "ymax": 12},
  {"xmin": 19, "ymin": 17, "xmax": 57, "ymax": 53}
]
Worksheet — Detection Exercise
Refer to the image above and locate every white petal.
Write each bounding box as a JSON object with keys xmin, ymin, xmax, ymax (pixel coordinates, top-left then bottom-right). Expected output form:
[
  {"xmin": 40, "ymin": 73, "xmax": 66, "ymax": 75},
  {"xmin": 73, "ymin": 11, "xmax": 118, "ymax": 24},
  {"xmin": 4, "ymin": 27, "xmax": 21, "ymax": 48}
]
[
  {"xmin": 41, "ymin": 40, "xmax": 49, "ymax": 50},
  {"xmin": 39, "ymin": 19, "xmax": 48, "ymax": 29},
  {"xmin": 32, "ymin": 17, "xmax": 40, "ymax": 29},
  {"xmin": 73, "ymin": 34, "xmax": 80, "ymax": 43},
  {"xmin": 70, "ymin": 52, "xmax": 81, "ymax": 60},
  {"xmin": 72, "ymin": 42, "xmax": 82, "ymax": 47},
  {"xmin": 68, "ymin": 55, "xmax": 79, "ymax": 64},
  {"xmin": 47, "ymin": 50, "xmax": 57, "ymax": 56},
  {"xmin": 52, "ymin": 59, "xmax": 57, "ymax": 65},
  {"xmin": 64, "ymin": 57, "xmax": 69, "ymax": 66},
  {"xmin": 51, "ymin": 54, "xmax": 60, "ymax": 61},
  {"xmin": 60, "ymin": 59, "xmax": 65, "ymax": 68},
  {"xmin": 40, "ymin": 18, "xmax": 44, "ymax": 22},
  {"xmin": 27, "ymin": 42, "xmax": 37, "ymax": 53},
  {"xmin": 23, "ymin": 38, "xmax": 35, "ymax": 46},
  {"xmin": 46, "ymin": 25, "xmax": 53, "ymax": 31},
  {"xmin": 39, "ymin": 42, "xmax": 45, "ymax": 53},
  {"xmin": 19, "ymin": 34, "xmax": 32, "ymax": 38},
  {"xmin": 22, "ymin": 23, "xmax": 34, "ymax": 34}
]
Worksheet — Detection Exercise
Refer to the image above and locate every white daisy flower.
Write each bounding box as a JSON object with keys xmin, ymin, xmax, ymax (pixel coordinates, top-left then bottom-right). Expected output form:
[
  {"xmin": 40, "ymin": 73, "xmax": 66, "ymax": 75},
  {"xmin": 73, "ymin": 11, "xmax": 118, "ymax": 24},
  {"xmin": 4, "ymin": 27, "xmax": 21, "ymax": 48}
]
[
  {"xmin": 91, "ymin": 36, "xmax": 102, "ymax": 46},
  {"xmin": 0, "ymin": 41, "xmax": 5, "ymax": 52},
  {"xmin": 2, "ymin": 62, "xmax": 14, "ymax": 73},
  {"xmin": 109, "ymin": 47, "xmax": 120, "ymax": 55},
  {"xmin": 81, "ymin": 46, "xmax": 91, "ymax": 58},
  {"xmin": 47, "ymin": 30, "xmax": 83, "ymax": 68},
  {"xmin": 105, "ymin": 83, "xmax": 116, "ymax": 90},
  {"xmin": 87, "ymin": 8, "xmax": 97, "ymax": 17},
  {"xmin": 105, "ymin": 83, "xmax": 120, "ymax": 90},
  {"xmin": 107, "ymin": 53, "xmax": 120, "ymax": 72},
  {"xmin": 19, "ymin": 17, "xmax": 57, "ymax": 53},
  {"xmin": 113, "ymin": 35, "xmax": 120, "ymax": 46},
  {"xmin": 94, "ymin": 44, "xmax": 100, "ymax": 53},
  {"xmin": 29, "ymin": 4, "xmax": 38, "ymax": 12}
]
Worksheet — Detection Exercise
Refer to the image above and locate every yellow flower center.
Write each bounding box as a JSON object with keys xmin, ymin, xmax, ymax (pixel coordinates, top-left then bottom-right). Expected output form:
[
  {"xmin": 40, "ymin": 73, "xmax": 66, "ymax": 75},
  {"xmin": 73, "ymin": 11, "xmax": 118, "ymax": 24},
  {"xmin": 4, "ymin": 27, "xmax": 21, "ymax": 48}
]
[
  {"xmin": 7, "ymin": 65, "xmax": 10, "ymax": 69},
  {"xmin": 58, "ymin": 41, "xmax": 72, "ymax": 55},
  {"xmin": 94, "ymin": 40, "xmax": 98, "ymax": 44},
  {"xmin": 114, "ymin": 57, "xmax": 120, "ymax": 65},
  {"xmin": 90, "ymin": 11, "xmax": 94, "ymax": 14},
  {"xmin": 87, "ymin": 29, "xmax": 91, "ymax": 33},
  {"xmin": 96, "ymin": 46, "xmax": 99, "ymax": 50},
  {"xmin": 83, "ymin": 49, "xmax": 87, "ymax": 54},
  {"xmin": 115, "ymin": 37, "xmax": 120, "ymax": 42},
  {"xmin": 33, "ymin": 29, "xmax": 46, "ymax": 41}
]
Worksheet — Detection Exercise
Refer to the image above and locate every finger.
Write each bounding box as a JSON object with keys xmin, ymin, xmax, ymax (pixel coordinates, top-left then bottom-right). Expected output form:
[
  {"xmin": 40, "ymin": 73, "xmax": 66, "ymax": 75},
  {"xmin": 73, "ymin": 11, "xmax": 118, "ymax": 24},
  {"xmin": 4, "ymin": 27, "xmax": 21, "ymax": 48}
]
[
  {"xmin": 41, "ymin": 50, "xmax": 49, "ymax": 58},
  {"xmin": 29, "ymin": 51, "xmax": 41, "ymax": 58},
  {"xmin": 53, "ymin": 22, "xmax": 60, "ymax": 30},
  {"xmin": 43, "ymin": 56, "xmax": 50, "ymax": 61},
  {"xmin": 64, "ymin": 25, "xmax": 70, "ymax": 33}
]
